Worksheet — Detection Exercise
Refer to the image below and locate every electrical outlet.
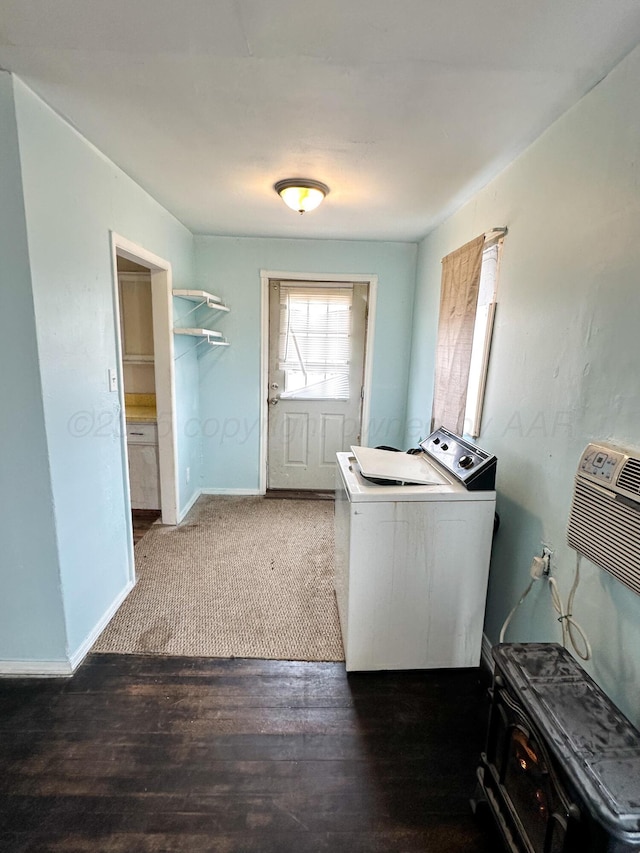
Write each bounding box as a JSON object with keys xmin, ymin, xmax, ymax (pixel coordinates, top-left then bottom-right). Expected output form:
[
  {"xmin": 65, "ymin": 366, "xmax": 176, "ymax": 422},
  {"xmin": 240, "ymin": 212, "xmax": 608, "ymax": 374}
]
[
  {"xmin": 530, "ymin": 545, "xmax": 553, "ymax": 579},
  {"xmin": 530, "ymin": 556, "xmax": 547, "ymax": 579}
]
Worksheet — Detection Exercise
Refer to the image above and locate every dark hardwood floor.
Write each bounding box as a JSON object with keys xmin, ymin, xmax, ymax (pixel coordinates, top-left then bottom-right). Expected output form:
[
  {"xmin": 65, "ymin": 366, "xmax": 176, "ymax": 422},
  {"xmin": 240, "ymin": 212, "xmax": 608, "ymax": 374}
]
[
  {"xmin": 0, "ymin": 655, "xmax": 498, "ymax": 852},
  {"xmin": 132, "ymin": 509, "xmax": 161, "ymax": 545}
]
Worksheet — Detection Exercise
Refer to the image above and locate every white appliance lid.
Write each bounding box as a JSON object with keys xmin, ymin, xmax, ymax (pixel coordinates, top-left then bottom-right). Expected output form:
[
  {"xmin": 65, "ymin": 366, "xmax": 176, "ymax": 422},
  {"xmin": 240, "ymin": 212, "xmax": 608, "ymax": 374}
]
[{"xmin": 350, "ymin": 446, "xmax": 449, "ymax": 485}]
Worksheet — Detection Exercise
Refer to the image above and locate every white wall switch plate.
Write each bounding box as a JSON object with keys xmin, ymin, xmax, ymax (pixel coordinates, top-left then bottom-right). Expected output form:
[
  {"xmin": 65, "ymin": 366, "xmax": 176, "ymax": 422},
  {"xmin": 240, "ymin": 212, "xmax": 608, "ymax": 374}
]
[{"xmin": 108, "ymin": 368, "xmax": 118, "ymax": 392}]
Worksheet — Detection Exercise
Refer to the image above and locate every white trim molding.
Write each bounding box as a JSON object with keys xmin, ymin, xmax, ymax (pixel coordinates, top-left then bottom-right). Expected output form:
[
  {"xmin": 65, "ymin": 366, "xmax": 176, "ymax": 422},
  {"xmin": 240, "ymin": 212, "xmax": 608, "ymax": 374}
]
[
  {"xmin": 0, "ymin": 660, "xmax": 74, "ymax": 678},
  {"xmin": 258, "ymin": 270, "xmax": 378, "ymax": 494},
  {"xmin": 201, "ymin": 488, "xmax": 262, "ymax": 496},
  {"xmin": 68, "ymin": 579, "xmax": 136, "ymax": 671},
  {"xmin": 167, "ymin": 488, "xmax": 264, "ymax": 525},
  {"xmin": 177, "ymin": 488, "xmax": 202, "ymax": 522},
  {"xmin": 0, "ymin": 571, "xmax": 136, "ymax": 678},
  {"xmin": 110, "ymin": 232, "xmax": 179, "ymax": 531}
]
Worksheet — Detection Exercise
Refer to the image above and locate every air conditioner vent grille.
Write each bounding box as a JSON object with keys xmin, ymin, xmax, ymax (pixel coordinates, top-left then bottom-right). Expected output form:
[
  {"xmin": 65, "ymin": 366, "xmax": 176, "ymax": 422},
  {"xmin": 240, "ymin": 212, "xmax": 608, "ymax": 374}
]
[
  {"xmin": 617, "ymin": 458, "xmax": 640, "ymax": 497},
  {"xmin": 567, "ymin": 479, "xmax": 640, "ymax": 597}
]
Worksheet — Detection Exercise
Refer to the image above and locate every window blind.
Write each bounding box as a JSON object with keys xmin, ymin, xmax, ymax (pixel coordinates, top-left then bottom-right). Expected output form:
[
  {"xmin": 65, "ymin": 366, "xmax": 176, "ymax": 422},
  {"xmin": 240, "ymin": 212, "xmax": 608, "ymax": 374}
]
[{"xmin": 278, "ymin": 286, "xmax": 353, "ymax": 400}]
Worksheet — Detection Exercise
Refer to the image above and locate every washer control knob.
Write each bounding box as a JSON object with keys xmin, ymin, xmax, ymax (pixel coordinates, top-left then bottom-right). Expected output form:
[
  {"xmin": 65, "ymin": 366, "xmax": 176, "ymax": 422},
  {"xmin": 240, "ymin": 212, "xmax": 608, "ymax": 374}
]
[
  {"xmin": 433, "ymin": 437, "xmax": 440, "ymax": 445},
  {"xmin": 459, "ymin": 455, "xmax": 474, "ymax": 469},
  {"xmin": 441, "ymin": 443, "xmax": 448, "ymax": 451}
]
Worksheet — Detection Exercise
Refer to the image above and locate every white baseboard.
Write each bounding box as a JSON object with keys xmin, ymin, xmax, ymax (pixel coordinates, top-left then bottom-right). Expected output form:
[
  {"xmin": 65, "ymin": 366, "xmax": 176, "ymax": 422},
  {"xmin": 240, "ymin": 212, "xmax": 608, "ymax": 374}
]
[
  {"xmin": 481, "ymin": 632, "xmax": 494, "ymax": 674},
  {"xmin": 177, "ymin": 488, "xmax": 263, "ymax": 522},
  {"xmin": 0, "ymin": 577, "xmax": 136, "ymax": 678},
  {"xmin": 200, "ymin": 488, "xmax": 262, "ymax": 496},
  {"xmin": 177, "ymin": 488, "xmax": 202, "ymax": 522},
  {"xmin": 68, "ymin": 578, "xmax": 136, "ymax": 671},
  {"xmin": 0, "ymin": 659, "xmax": 74, "ymax": 678}
]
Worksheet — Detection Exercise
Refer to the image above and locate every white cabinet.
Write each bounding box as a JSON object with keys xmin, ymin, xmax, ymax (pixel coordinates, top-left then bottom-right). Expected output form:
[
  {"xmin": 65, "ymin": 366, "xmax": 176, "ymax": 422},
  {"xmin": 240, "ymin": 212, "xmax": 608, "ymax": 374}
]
[
  {"xmin": 127, "ymin": 422, "xmax": 160, "ymax": 510},
  {"xmin": 126, "ymin": 422, "xmax": 158, "ymax": 444}
]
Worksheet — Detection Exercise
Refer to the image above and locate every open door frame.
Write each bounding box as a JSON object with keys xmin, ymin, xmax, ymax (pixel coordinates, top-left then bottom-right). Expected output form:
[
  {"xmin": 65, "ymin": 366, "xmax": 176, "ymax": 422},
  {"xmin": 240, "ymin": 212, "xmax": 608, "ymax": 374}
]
[
  {"xmin": 258, "ymin": 269, "xmax": 378, "ymax": 495},
  {"xmin": 110, "ymin": 232, "xmax": 179, "ymax": 563}
]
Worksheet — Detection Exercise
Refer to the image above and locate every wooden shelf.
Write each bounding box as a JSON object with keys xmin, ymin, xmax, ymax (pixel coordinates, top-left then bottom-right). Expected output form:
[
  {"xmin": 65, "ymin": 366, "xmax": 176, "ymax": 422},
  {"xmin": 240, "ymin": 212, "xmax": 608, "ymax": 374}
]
[{"xmin": 123, "ymin": 354, "xmax": 154, "ymax": 363}]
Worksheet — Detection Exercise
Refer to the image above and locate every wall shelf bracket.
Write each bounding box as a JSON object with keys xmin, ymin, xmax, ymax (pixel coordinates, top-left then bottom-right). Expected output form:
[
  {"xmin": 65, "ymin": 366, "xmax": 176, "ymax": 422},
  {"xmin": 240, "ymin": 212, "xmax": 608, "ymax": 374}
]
[{"xmin": 173, "ymin": 327, "xmax": 230, "ymax": 352}]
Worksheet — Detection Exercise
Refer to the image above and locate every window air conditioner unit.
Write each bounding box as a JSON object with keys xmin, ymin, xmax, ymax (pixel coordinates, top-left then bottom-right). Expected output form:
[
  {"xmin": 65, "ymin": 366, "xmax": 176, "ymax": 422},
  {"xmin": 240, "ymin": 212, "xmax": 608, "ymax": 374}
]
[{"xmin": 567, "ymin": 441, "xmax": 640, "ymax": 596}]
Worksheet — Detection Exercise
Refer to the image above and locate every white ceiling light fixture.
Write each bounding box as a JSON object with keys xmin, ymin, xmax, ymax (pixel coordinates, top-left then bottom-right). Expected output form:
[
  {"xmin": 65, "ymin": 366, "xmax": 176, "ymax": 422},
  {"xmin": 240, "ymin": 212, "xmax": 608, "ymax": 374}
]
[{"xmin": 274, "ymin": 179, "xmax": 329, "ymax": 214}]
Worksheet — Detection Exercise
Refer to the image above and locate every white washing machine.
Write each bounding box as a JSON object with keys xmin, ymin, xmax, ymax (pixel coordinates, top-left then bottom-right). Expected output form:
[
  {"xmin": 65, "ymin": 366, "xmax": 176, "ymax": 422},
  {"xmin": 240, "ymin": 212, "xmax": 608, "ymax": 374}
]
[{"xmin": 335, "ymin": 427, "xmax": 496, "ymax": 672}]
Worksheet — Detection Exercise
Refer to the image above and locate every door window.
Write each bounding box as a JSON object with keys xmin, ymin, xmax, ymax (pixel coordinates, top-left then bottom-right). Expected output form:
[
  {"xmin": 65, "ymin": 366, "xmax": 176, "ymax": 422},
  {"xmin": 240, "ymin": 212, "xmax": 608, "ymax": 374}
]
[{"xmin": 278, "ymin": 286, "xmax": 353, "ymax": 400}]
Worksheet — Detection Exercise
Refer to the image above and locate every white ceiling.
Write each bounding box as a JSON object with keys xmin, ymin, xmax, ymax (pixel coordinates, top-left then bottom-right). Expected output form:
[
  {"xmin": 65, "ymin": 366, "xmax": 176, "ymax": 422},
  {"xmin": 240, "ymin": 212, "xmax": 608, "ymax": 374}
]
[{"xmin": 2, "ymin": 0, "xmax": 640, "ymax": 242}]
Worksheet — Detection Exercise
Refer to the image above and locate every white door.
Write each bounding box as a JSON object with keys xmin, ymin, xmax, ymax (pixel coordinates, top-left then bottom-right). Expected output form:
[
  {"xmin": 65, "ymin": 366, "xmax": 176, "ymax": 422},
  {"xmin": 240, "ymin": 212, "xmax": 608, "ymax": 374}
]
[{"xmin": 267, "ymin": 280, "xmax": 368, "ymax": 490}]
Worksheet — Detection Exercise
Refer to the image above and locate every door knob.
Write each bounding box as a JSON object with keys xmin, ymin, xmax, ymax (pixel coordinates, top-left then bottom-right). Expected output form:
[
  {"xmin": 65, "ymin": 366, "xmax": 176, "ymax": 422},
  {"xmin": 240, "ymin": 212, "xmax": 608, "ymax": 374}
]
[{"xmin": 269, "ymin": 397, "xmax": 279, "ymax": 406}]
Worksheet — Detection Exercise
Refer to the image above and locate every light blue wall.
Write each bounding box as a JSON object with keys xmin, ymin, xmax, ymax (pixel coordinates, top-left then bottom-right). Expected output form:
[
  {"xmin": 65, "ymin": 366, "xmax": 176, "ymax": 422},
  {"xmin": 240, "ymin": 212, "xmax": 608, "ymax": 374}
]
[
  {"xmin": 193, "ymin": 237, "xmax": 418, "ymax": 491},
  {"xmin": 3, "ymin": 75, "xmax": 416, "ymax": 667},
  {"xmin": 406, "ymin": 43, "xmax": 640, "ymax": 724},
  {"xmin": 11, "ymin": 77, "xmax": 198, "ymax": 662},
  {"xmin": 0, "ymin": 73, "xmax": 68, "ymax": 664}
]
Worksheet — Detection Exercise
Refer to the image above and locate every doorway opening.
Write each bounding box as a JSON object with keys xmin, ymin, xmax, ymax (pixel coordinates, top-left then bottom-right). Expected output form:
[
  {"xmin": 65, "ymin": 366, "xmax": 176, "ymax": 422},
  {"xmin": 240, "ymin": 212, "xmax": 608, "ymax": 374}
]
[
  {"xmin": 110, "ymin": 233, "xmax": 178, "ymax": 580},
  {"xmin": 259, "ymin": 271, "xmax": 377, "ymax": 494}
]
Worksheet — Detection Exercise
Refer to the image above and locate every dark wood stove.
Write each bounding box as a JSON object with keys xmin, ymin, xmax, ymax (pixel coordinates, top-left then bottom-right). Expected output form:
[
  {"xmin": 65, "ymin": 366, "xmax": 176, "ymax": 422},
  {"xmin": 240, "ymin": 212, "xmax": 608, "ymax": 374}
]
[{"xmin": 474, "ymin": 643, "xmax": 640, "ymax": 852}]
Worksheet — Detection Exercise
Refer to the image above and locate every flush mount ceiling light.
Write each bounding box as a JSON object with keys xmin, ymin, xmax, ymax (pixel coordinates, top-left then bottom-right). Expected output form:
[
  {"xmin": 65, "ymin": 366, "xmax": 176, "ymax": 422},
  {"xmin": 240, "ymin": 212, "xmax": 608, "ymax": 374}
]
[{"xmin": 274, "ymin": 178, "xmax": 329, "ymax": 214}]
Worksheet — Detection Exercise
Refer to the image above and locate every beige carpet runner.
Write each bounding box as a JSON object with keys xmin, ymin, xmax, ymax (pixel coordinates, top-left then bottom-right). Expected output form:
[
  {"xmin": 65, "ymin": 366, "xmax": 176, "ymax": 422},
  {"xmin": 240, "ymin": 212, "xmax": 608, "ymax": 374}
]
[{"xmin": 93, "ymin": 495, "xmax": 344, "ymax": 661}]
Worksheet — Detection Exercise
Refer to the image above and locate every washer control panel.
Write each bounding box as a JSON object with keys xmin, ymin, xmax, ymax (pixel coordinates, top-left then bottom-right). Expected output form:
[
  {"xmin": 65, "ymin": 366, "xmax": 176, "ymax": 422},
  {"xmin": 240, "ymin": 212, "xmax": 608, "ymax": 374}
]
[{"xmin": 420, "ymin": 427, "xmax": 497, "ymax": 490}]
